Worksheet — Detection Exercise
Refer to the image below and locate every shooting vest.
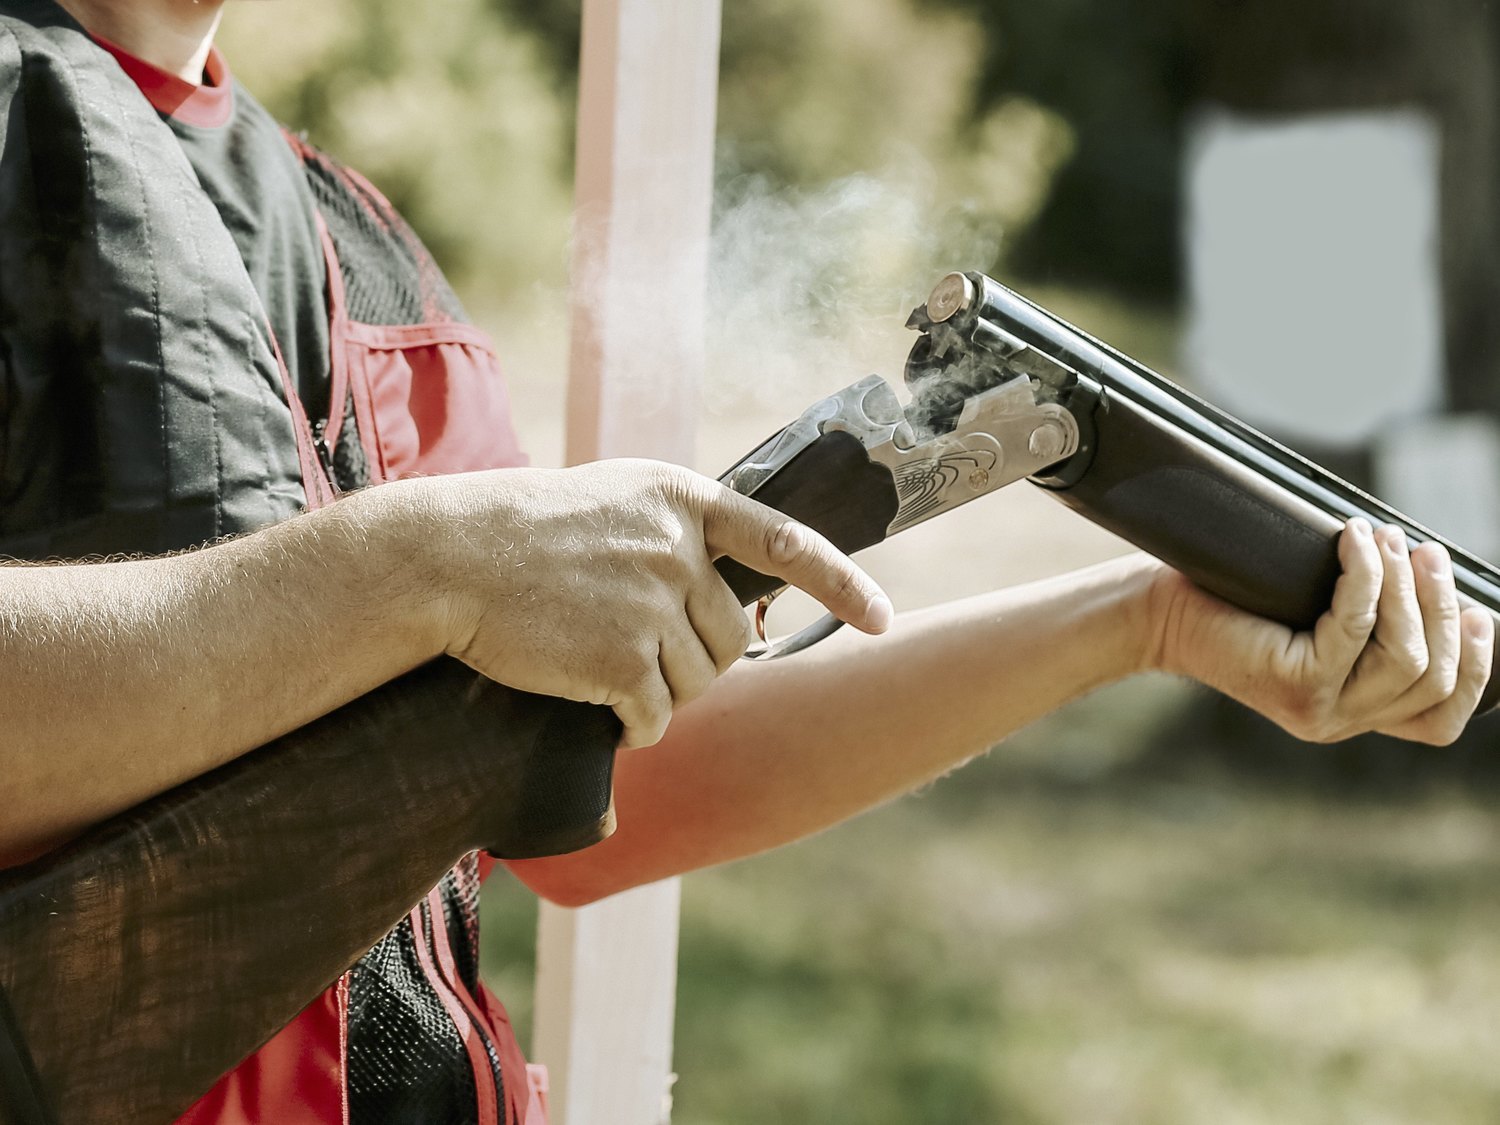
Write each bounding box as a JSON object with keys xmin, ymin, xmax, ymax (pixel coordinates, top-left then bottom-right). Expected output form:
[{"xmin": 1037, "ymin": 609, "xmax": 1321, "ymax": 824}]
[{"xmin": 0, "ymin": 2, "xmax": 543, "ymax": 1122}]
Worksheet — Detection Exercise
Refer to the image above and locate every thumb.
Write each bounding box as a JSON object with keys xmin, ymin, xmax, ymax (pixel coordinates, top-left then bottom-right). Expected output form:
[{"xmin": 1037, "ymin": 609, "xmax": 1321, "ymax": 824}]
[{"xmin": 701, "ymin": 485, "xmax": 892, "ymax": 634}]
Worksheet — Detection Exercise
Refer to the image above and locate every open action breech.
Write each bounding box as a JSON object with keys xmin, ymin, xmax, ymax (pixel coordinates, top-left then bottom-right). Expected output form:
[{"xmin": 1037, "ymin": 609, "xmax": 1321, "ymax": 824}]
[{"xmin": 3, "ymin": 272, "xmax": 1498, "ymax": 1124}]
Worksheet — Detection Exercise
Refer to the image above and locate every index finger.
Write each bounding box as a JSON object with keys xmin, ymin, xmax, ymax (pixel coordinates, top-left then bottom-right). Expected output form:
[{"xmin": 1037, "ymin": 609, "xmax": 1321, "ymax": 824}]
[{"xmin": 701, "ymin": 486, "xmax": 892, "ymax": 634}]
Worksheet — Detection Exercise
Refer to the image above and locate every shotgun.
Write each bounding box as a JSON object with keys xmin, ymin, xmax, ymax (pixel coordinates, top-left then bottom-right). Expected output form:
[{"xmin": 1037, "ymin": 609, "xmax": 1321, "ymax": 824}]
[{"xmin": 2, "ymin": 271, "xmax": 1497, "ymax": 1124}]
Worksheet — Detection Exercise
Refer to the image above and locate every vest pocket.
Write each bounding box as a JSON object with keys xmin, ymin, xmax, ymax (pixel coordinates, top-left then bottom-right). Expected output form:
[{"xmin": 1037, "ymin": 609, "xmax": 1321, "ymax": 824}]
[{"xmin": 343, "ymin": 321, "xmax": 528, "ymax": 484}]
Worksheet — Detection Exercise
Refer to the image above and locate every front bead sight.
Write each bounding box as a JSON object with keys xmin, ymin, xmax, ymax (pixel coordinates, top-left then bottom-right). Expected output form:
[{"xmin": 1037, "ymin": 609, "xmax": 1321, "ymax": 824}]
[{"xmin": 926, "ymin": 271, "xmax": 975, "ymax": 324}]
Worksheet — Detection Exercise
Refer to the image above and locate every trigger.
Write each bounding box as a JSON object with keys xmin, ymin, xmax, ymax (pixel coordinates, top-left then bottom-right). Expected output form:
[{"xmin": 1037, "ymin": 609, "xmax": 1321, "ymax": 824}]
[{"xmin": 742, "ymin": 588, "xmax": 847, "ymax": 661}]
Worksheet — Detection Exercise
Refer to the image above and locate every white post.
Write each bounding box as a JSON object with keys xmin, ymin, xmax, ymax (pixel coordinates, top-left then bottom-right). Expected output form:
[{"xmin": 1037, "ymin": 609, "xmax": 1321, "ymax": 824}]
[{"xmin": 533, "ymin": 4, "xmax": 721, "ymax": 1124}]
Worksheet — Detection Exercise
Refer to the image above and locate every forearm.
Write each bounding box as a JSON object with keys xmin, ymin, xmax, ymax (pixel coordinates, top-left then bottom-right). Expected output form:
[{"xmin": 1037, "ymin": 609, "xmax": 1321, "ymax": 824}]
[
  {"xmin": 0, "ymin": 456, "xmax": 894, "ymax": 866},
  {"xmin": 510, "ymin": 553, "xmax": 1158, "ymax": 905},
  {"xmin": 0, "ymin": 483, "xmax": 445, "ymax": 862}
]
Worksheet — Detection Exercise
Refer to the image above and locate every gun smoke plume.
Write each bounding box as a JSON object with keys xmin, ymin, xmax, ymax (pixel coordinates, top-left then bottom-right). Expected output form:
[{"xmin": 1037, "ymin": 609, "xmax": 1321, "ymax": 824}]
[
  {"xmin": 703, "ymin": 165, "xmax": 1003, "ymax": 419},
  {"xmin": 551, "ymin": 159, "xmax": 1014, "ymax": 467}
]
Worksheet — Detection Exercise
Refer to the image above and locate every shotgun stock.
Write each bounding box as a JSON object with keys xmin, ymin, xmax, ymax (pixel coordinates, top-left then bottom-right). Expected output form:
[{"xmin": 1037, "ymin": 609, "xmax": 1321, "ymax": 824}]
[{"xmin": 3, "ymin": 271, "xmax": 1497, "ymax": 1124}]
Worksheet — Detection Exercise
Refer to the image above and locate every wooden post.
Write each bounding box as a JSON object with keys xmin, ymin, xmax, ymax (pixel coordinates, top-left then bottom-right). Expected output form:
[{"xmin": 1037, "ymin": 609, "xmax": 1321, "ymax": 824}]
[{"xmin": 533, "ymin": 3, "xmax": 721, "ymax": 1124}]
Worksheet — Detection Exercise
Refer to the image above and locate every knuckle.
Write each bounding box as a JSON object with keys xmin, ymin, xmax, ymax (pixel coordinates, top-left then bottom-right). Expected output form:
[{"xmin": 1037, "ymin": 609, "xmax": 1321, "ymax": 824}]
[
  {"xmin": 631, "ymin": 680, "xmax": 669, "ymax": 723},
  {"xmin": 715, "ymin": 616, "xmax": 754, "ymax": 672},
  {"xmin": 625, "ymin": 641, "xmax": 660, "ymax": 686},
  {"xmin": 686, "ymin": 664, "xmax": 716, "ymax": 702},
  {"xmin": 642, "ymin": 461, "xmax": 689, "ymax": 505},
  {"xmin": 1343, "ymin": 607, "xmax": 1378, "ymax": 639},
  {"xmin": 827, "ymin": 564, "xmax": 859, "ymax": 607},
  {"xmin": 645, "ymin": 691, "xmax": 671, "ymax": 725},
  {"xmin": 660, "ymin": 536, "xmax": 694, "ymax": 581},
  {"xmin": 764, "ymin": 519, "xmax": 807, "ymax": 568},
  {"xmin": 664, "ymin": 660, "xmax": 710, "ymax": 707},
  {"xmin": 1398, "ymin": 645, "xmax": 1430, "ymax": 682},
  {"xmin": 640, "ymin": 457, "xmax": 677, "ymax": 486}
]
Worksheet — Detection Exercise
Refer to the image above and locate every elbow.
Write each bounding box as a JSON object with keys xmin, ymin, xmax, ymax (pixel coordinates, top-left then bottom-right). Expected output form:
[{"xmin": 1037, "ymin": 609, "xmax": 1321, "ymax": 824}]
[
  {"xmin": 504, "ymin": 854, "xmax": 637, "ymax": 909},
  {"xmin": 537, "ymin": 886, "xmax": 603, "ymax": 910}
]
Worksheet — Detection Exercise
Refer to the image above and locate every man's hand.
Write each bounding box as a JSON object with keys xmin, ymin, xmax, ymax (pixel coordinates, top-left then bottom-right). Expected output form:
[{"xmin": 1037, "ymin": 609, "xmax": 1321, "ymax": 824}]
[
  {"xmin": 1148, "ymin": 518, "xmax": 1495, "ymax": 744},
  {"xmin": 408, "ymin": 459, "xmax": 892, "ymax": 748}
]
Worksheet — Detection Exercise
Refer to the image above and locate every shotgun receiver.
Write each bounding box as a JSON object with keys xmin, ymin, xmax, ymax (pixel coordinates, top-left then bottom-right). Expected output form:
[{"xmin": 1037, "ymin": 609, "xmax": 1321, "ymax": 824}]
[{"xmin": 3, "ymin": 272, "xmax": 1498, "ymax": 1124}]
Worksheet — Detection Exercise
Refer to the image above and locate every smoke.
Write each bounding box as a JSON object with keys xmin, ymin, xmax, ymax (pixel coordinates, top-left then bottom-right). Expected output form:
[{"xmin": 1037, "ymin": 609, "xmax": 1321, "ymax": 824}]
[
  {"xmin": 553, "ymin": 157, "xmax": 1007, "ymax": 460},
  {"xmin": 703, "ymin": 162, "xmax": 1004, "ymax": 417}
]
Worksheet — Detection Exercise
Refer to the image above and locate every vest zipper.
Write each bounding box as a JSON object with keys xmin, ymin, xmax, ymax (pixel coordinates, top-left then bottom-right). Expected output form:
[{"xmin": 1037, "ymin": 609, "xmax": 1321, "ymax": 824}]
[{"xmin": 311, "ymin": 418, "xmax": 336, "ymax": 486}]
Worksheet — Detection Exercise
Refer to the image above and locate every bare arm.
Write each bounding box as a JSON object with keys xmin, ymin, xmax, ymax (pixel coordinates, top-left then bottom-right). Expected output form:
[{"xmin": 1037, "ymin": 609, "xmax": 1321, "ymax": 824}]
[
  {"xmin": 511, "ymin": 522, "xmax": 1493, "ymax": 905},
  {"xmin": 510, "ymin": 555, "xmax": 1155, "ymax": 904},
  {"xmin": 0, "ymin": 461, "xmax": 890, "ymax": 863},
  {"xmin": 0, "ymin": 488, "xmax": 441, "ymax": 862}
]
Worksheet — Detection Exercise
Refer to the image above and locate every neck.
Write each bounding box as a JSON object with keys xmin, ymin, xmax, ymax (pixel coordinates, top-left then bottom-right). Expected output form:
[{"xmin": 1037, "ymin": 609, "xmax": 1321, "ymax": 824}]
[{"xmin": 56, "ymin": 0, "xmax": 224, "ymax": 82}]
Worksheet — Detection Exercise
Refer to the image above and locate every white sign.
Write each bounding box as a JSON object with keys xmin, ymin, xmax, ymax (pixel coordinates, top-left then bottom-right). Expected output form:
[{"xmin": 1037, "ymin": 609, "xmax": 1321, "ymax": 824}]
[{"xmin": 1184, "ymin": 110, "xmax": 1443, "ymax": 447}]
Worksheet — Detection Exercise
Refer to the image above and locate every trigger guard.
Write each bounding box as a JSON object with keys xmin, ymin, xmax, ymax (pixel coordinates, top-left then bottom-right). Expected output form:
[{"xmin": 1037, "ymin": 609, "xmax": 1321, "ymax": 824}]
[{"xmin": 741, "ymin": 612, "xmax": 846, "ymax": 662}]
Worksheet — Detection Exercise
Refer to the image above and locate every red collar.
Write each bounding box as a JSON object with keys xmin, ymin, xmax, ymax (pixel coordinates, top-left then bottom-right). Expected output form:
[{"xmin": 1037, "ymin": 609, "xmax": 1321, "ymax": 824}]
[{"xmin": 93, "ymin": 34, "xmax": 233, "ymax": 129}]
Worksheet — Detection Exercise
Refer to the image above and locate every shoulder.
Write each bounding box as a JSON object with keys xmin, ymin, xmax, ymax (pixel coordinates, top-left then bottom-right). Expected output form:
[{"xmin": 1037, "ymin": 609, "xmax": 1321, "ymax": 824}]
[
  {"xmin": 0, "ymin": 7, "xmax": 74, "ymax": 113},
  {"xmin": 0, "ymin": 3, "xmax": 111, "ymax": 86},
  {"xmin": 0, "ymin": 5, "xmax": 180, "ymax": 155}
]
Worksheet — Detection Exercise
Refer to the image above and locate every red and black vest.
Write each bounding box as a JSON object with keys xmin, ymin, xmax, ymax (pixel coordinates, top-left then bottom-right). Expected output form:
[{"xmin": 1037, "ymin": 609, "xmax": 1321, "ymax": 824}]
[{"xmin": 0, "ymin": 1, "xmax": 544, "ymax": 1121}]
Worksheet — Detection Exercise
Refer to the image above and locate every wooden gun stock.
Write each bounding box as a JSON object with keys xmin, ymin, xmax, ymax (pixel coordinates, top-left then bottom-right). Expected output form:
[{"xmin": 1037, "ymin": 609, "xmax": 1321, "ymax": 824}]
[{"xmin": 0, "ymin": 659, "xmax": 619, "ymax": 1125}]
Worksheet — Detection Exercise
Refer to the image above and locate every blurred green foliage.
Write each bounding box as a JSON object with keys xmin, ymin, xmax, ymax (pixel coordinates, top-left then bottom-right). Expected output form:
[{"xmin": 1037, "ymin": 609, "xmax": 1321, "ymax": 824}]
[
  {"xmin": 497, "ymin": 0, "xmax": 1190, "ymax": 293},
  {"xmin": 222, "ymin": 0, "xmax": 1079, "ymax": 303},
  {"xmin": 928, "ymin": 0, "xmax": 1193, "ymax": 294},
  {"xmin": 220, "ymin": 0, "xmax": 575, "ymax": 295},
  {"xmin": 223, "ymin": 0, "xmax": 1500, "ymax": 312}
]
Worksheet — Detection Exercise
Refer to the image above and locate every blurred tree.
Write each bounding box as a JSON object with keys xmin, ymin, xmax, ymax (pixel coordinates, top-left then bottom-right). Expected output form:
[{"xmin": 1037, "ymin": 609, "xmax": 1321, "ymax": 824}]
[
  {"xmin": 925, "ymin": 0, "xmax": 1195, "ymax": 297},
  {"xmin": 1188, "ymin": 0, "xmax": 1500, "ymax": 418},
  {"xmin": 220, "ymin": 0, "xmax": 574, "ymax": 298},
  {"xmin": 494, "ymin": 0, "xmax": 1075, "ymax": 294},
  {"xmin": 226, "ymin": 0, "xmax": 1500, "ymax": 412},
  {"xmin": 931, "ymin": 0, "xmax": 1500, "ymax": 412}
]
